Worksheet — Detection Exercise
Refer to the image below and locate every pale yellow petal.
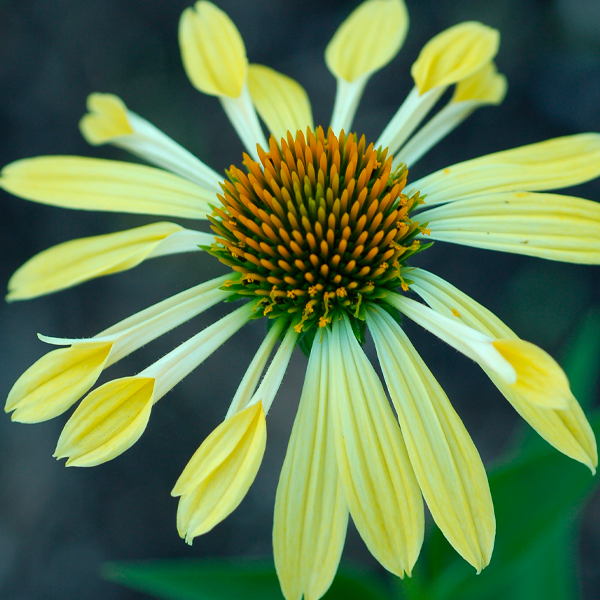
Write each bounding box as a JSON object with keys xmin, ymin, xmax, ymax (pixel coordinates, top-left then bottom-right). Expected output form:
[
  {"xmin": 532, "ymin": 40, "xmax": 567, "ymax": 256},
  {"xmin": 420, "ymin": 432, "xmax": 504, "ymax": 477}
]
[
  {"xmin": 6, "ymin": 342, "xmax": 113, "ymax": 423},
  {"xmin": 411, "ymin": 134, "xmax": 600, "ymax": 205},
  {"xmin": 79, "ymin": 93, "xmax": 222, "ymax": 189},
  {"xmin": 409, "ymin": 268, "xmax": 598, "ymax": 471},
  {"xmin": 420, "ymin": 192, "xmax": 600, "ymax": 264},
  {"xmin": 494, "ymin": 339, "xmax": 575, "ymax": 409},
  {"xmin": 368, "ymin": 307, "xmax": 494, "ymax": 571},
  {"xmin": 7, "ymin": 222, "xmax": 192, "ymax": 301},
  {"xmin": 325, "ymin": 0, "xmax": 409, "ymax": 82},
  {"xmin": 179, "ymin": 1, "xmax": 246, "ymax": 98},
  {"xmin": 0, "ymin": 156, "xmax": 214, "ymax": 219},
  {"xmin": 54, "ymin": 377, "xmax": 155, "ymax": 467},
  {"xmin": 411, "ymin": 22, "xmax": 500, "ymax": 94},
  {"xmin": 175, "ymin": 402, "xmax": 266, "ymax": 541},
  {"xmin": 274, "ymin": 335, "xmax": 348, "ymax": 600},
  {"xmin": 452, "ymin": 62, "xmax": 507, "ymax": 104},
  {"xmin": 247, "ymin": 64, "xmax": 314, "ymax": 141},
  {"xmin": 328, "ymin": 318, "xmax": 424, "ymax": 578},
  {"xmin": 79, "ymin": 93, "xmax": 133, "ymax": 144}
]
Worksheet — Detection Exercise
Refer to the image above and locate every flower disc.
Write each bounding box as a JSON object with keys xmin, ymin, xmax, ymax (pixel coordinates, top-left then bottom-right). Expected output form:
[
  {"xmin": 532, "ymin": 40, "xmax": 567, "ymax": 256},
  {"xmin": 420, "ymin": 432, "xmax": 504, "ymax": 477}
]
[{"xmin": 209, "ymin": 127, "xmax": 427, "ymax": 331}]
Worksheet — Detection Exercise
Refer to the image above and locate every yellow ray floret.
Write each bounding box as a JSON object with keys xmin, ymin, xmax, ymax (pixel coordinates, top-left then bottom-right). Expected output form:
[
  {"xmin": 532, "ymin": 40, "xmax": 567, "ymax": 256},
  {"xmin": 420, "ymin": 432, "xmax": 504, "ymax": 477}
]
[
  {"xmin": 6, "ymin": 342, "xmax": 113, "ymax": 423},
  {"xmin": 79, "ymin": 93, "xmax": 133, "ymax": 143},
  {"xmin": 328, "ymin": 317, "xmax": 424, "ymax": 578},
  {"xmin": 0, "ymin": 156, "xmax": 214, "ymax": 219},
  {"xmin": 420, "ymin": 192, "xmax": 600, "ymax": 264},
  {"xmin": 274, "ymin": 334, "xmax": 348, "ymax": 600},
  {"xmin": 247, "ymin": 64, "xmax": 314, "ymax": 141},
  {"xmin": 452, "ymin": 61, "xmax": 507, "ymax": 105},
  {"xmin": 411, "ymin": 22, "xmax": 500, "ymax": 94},
  {"xmin": 367, "ymin": 307, "xmax": 495, "ymax": 572},
  {"xmin": 411, "ymin": 134, "xmax": 600, "ymax": 204},
  {"xmin": 54, "ymin": 377, "xmax": 156, "ymax": 467},
  {"xmin": 409, "ymin": 268, "xmax": 598, "ymax": 472},
  {"xmin": 179, "ymin": 0, "xmax": 247, "ymax": 98},
  {"xmin": 7, "ymin": 222, "xmax": 212, "ymax": 301},
  {"xmin": 325, "ymin": 0, "xmax": 409, "ymax": 82},
  {"xmin": 174, "ymin": 401, "xmax": 266, "ymax": 542}
]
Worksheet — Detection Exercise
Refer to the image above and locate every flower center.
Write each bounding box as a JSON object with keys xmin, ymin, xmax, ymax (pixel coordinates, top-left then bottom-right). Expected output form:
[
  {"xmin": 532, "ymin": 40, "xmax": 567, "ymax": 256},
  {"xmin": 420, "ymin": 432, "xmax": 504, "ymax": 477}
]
[{"xmin": 208, "ymin": 127, "xmax": 427, "ymax": 333}]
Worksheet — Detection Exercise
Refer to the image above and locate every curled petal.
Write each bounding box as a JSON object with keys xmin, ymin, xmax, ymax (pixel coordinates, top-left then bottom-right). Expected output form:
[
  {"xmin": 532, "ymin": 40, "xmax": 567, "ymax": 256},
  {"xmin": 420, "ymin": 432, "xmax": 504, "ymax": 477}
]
[
  {"xmin": 179, "ymin": 1, "xmax": 247, "ymax": 98},
  {"xmin": 174, "ymin": 402, "xmax": 266, "ymax": 541},
  {"xmin": 54, "ymin": 377, "xmax": 155, "ymax": 467},
  {"xmin": 6, "ymin": 342, "xmax": 113, "ymax": 423},
  {"xmin": 411, "ymin": 21, "xmax": 500, "ymax": 94}
]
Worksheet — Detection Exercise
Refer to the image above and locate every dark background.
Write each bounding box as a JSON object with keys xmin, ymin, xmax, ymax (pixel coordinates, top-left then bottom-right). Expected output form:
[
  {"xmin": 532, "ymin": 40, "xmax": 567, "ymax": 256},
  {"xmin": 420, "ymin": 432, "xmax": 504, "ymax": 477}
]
[{"xmin": 1, "ymin": 0, "xmax": 600, "ymax": 598}]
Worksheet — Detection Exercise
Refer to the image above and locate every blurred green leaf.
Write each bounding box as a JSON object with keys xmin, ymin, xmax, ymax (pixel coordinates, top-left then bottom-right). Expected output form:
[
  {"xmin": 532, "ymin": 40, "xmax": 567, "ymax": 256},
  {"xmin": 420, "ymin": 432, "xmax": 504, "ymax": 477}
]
[
  {"xmin": 560, "ymin": 307, "xmax": 600, "ymax": 409},
  {"xmin": 102, "ymin": 558, "xmax": 392, "ymax": 600}
]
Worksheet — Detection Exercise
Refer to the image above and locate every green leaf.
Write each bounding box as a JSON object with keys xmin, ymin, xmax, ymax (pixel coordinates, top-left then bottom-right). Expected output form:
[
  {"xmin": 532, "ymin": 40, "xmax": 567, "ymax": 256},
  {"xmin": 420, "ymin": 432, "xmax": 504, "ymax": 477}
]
[
  {"xmin": 102, "ymin": 559, "xmax": 392, "ymax": 600},
  {"xmin": 560, "ymin": 307, "xmax": 600, "ymax": 409}
]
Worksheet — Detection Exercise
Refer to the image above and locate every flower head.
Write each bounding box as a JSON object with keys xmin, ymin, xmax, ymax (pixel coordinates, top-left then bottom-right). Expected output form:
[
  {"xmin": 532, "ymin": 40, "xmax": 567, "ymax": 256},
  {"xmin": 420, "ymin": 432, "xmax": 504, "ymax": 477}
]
[{"xmin": 2, "ymin": 1, "xmax": 599, "ymax": 599}]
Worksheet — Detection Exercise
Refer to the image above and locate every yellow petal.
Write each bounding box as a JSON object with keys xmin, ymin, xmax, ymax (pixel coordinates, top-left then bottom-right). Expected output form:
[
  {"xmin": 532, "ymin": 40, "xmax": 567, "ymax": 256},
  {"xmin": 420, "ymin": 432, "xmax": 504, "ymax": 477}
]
[
  {"xmin": 328, "ymin": 318, "xmax": 424, "ymax": 577},
  {"xmin": 6, "ymin": 342, "xmax": 113, "ymax": 423},
  {"xmin": 409, "ymin": 268, "xmax": 598, "ymax": 471},
  {"xmin": 247, "ymin": 64, "xmax": 314, "ymax": 141},
  {"xmin": 179, "ymin": 1, "xmax": 247, "ymax": 98},
  {"xmin": 493, "ymin": 339, "xmax": 574, "ymax": 409},
  {"xmin": 7, "ymin": 222, "xmax": 191, "ymax": 301},
  {"xmin": 325, "ymin": 0, "xmax": 409, "ymax": 82},
  {"xmin": 175, "ymin": 402, "xmax": 266, "ymax": 541},
  {"xmin": 79, "ymin": 93, "xmax": 133, "ymax": 144},
  {"xmin": 54, "ymin": 377, "xmax": 155, "ymax": 467},
  {"xmin": 411, "ymin": 134, "xmax": 600, "ymax": 205},
  {"xmin": 411, "ymin": 22, "xmax": 500, "ymax": 94},
  {"xmin": 79, "ymin": 93, "xmax": 222, "ymax": 190},
  {"xmin": 452, "ymin": 62, "xmax": 507, "ymax": 105},
  {"xmin": 368, "ymin": 307, "xmax": 495, "ymax": 572},
  {"xmin": 420, "ymin": 192, "xmax": 600, "ymax": 264},
  {"xmin": 274, "ymin": 334, "xmax": 348, "ymax": 600},
  {"xmin": 0, "ymin": 156, "xmax": 214, "ymax": 219}
]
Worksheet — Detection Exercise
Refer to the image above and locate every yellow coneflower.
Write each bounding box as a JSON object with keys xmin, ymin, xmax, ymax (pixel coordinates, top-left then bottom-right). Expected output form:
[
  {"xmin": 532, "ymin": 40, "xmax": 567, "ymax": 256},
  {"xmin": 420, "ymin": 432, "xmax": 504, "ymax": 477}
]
[{"xmin": 2, "ymin": 1, "xmax": 599, "ymax": 598}]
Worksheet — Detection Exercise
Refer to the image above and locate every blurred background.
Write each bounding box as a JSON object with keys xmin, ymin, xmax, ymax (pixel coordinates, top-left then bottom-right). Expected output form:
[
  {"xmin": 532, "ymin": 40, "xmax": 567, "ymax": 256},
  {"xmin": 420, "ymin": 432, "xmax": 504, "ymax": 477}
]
[{"xmin": 1, "ymin": 0, "xmax": 600, "ymax": 598}]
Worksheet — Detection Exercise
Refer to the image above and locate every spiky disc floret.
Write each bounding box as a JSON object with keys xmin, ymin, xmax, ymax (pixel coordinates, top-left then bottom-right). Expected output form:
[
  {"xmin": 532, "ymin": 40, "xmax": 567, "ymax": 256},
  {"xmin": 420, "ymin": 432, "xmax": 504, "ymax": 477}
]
[{"xmin": 208, "ymin": 126, "xmax": 429, "ymax": 333}]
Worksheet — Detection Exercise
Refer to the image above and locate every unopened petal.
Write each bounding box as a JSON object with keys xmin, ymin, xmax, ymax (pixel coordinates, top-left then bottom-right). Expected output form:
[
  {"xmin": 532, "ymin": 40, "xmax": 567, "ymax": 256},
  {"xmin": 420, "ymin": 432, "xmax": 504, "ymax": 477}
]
[
  {"xmin": 410, "ymin": 134, "xmax": 600, "ymax": 205},
  {"xmin": 493, "ymin": 339, "xmax": 574, "ymax": 409},
  {"xmin": 248, "ymin": 64, "xmax": 314, "ymax": 141},
  {"xmin": 54, "ymin": 377, "xmax": 155, "ymax": 467},
  {"xmin": 329, "ymin": 318, "xmax": 424, "ymax": 578},
  {"xmin": 0, "ymin": 156, "xmax": 215, "ymax": 219},
  {"xmin": 80, "ymin": 93, "xmax": 222, "ymax": 189},
  {"xmin": 420, "ymin": 192, "xmax": 600, "ymax": 264},
  {"xmin": 410, "ymin": 268, "xmax": 598, "ymax": 471},
  {"xmin": 179, "ymin": 1, "xmax": 247, "ymax": 98},
  {"xmin": 325, "ymin": 0, "xmax": 409, "ymax": 82},
  {"xmin": 274, "ymin": 333, "xmax": 348, "ymax": 600},
  {"xmin": 367, "ymin": 307, "xmax": 495, "ymax": 572},
  {"xmin": 79, "ymin": 93, "xmax": 132, "ymax": 143},
  {"xmin": 7, "ymin": 222, "xmax": 212, "ymax": 301},
  {"xmin": 452, "ymin": 62, "xmax": 507, "ymax": 105},
  {"xmin": 6, "ymin": 342, "xmax": 113, "ymax": 423},
  {"xmin": 175, "ymin": 402, "xmax": 266, "ymax": 540},
  {"xmin": 411, "ymin": 22, "xmax": 500, "ymax": 94}
]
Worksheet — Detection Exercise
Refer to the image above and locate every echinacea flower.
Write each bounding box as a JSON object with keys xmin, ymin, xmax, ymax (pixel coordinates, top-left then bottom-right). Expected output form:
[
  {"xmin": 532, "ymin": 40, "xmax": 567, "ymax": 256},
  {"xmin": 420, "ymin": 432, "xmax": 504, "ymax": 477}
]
[{"xmin": 3, "ymin": 0, "xmax": 599, "ymax": 598}]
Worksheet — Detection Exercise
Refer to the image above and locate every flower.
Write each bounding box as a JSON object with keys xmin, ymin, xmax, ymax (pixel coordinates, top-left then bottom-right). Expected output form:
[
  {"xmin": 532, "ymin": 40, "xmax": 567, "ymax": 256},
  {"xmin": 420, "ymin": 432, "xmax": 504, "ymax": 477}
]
[{"xmin": 2, "ymin": 0, "xmax": 599, "ymax": 598}]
